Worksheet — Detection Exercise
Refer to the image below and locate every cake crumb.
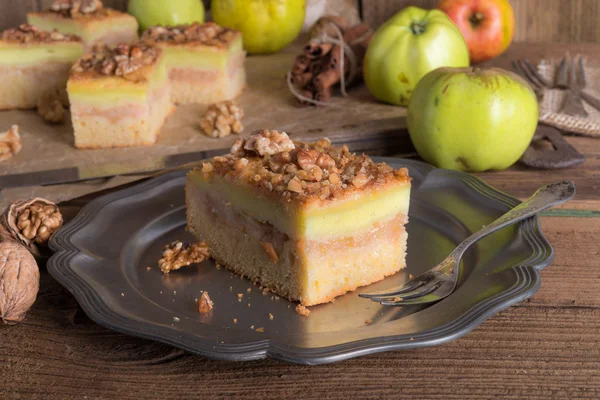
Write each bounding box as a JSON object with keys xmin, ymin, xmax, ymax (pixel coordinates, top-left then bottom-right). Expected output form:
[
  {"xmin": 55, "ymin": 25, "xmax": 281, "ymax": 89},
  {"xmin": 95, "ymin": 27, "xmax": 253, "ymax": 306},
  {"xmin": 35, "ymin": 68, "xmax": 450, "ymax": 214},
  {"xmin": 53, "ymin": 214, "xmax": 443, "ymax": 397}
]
[
  {"xmin": 410, "ymin": 337, "xmax": 414, "ymax": 341},
  {"xmin": 409, "ymin": 274, "xmax": 415, "ymax": 279},
  {"xmin": 229, "ymin": 286, "xmax": 232, "ymax": 292},
  {"xmin": 173, "ymin": 317, "xmax": 180, "ymax": 322},
  {"xmin": 198, "ymin": 291, "xmax": 214, "ymax": 314},
  {"xmin": 393, "ymin": 297, "xmax": 403, "ymax": 302},
  {"xmin": 237, "ymin": 293, "xmax": 244, "ymax": 302},
  {"xmin": 246, "ymin": 287, "xmax": 252, "ymax": 293},
  {"xmin": 255, "ymin": 327, "xmax": 264, "ymax": 332},
  {"xmin": 121, "ymin": 292, "xmax": 124, "ymax": 297},
  {"xmin": 250, "ymin": 325, "xmax": 254, "ymax": 330},
  {"xmin": 247, "ymin": 303, "xmax": 251, "ymax": 307},
  {"xmin": 146, "ymin": 266, "xmax": 151, "ymax": 271},
  {"xmin": 295, "ymin": 304, "xmax": 311, "ymax": 317},
  {"xmin": 269, "ymin": 313, "xmax": 274, "ymax": 321},
  {"xmin": 158, "ymin": 240, "xmax": 210, "ymax": 274},
  {"xmin": 233, "ymin": 318, "xmax": 237, "ymax": 324},
  {"xmin": 262, "ymin": 287, "xmax": 270, "ymax": 295},
  {"xmin": 365, "ymin": 319, "xmax": 372, "ymax": 324}
]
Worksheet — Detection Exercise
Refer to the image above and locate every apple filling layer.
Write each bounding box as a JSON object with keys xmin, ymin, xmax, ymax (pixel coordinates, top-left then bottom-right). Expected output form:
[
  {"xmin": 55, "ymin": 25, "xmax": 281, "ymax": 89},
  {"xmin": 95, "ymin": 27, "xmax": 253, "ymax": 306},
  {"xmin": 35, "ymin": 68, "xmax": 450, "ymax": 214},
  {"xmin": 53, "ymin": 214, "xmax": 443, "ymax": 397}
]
[{"xmin": 186, "ymin": 129, "xmax": 411, "ymax": 306}]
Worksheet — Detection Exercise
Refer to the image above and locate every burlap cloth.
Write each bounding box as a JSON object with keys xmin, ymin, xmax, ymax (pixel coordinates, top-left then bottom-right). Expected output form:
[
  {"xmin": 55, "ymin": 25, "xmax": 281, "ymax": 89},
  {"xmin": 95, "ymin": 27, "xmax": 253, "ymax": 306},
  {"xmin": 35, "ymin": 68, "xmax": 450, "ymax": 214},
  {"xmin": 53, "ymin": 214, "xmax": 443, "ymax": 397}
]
[{"xmin": 537, "ymin": 59, "xmax": 600, "ymax": 137}]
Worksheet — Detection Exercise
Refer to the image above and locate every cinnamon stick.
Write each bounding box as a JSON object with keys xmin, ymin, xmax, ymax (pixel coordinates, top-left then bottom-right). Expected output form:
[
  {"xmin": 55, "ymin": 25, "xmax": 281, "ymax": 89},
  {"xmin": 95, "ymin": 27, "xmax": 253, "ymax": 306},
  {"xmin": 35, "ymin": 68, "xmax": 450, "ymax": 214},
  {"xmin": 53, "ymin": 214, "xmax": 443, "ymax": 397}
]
[
  {"xmin": 291, "ymin": 55, "xmax": 310, "ymax": 75},
  {"xmin": 303, "ymin": 42, "xmax": 334, "ymax": 59}
]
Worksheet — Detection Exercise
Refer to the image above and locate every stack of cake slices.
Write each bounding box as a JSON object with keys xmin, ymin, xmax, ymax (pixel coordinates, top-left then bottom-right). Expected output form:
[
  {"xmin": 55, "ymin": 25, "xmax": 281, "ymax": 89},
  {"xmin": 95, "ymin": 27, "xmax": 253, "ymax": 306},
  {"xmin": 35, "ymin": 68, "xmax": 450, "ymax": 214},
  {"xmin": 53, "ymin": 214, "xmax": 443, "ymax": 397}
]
[{"xmin": 0, "ymin": 0, "xmax": 247, "ymax": 149}]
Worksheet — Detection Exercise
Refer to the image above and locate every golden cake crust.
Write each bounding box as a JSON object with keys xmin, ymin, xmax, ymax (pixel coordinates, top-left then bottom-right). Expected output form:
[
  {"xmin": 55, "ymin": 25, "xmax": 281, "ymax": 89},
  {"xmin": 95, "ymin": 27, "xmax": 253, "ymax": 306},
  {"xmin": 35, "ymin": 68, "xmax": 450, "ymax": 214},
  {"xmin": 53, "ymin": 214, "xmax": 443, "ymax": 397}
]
[
  {"xmin": 196, "ymin": 129, "xmax": 411, "ymax": 208},
  {"xmin": 1, "ymin": 24, "xmax": 81, "ymax": 44},
  {"xmin": 141, "ymin": 22, "xmax": 240, "ymax": 49}
]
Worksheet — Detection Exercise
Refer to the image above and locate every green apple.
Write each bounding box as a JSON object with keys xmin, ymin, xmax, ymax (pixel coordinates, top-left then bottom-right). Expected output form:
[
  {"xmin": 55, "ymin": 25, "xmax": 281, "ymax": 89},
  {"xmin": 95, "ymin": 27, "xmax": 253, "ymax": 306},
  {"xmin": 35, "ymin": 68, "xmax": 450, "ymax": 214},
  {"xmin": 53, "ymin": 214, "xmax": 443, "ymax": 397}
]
[
  {"xmin": 364, "ymin": 6, "xmax": 470, "ymax": 106},
  {"xmin": 128, "ymin": 0, "xmax": 205, "ymax": 31},
  {"xmin": 407, "ymin": 67, "xmax": 539, "ymax": 172},
  {"xmin": 211, "ymin": 0, "xmax": 305, "ymax": 54}
]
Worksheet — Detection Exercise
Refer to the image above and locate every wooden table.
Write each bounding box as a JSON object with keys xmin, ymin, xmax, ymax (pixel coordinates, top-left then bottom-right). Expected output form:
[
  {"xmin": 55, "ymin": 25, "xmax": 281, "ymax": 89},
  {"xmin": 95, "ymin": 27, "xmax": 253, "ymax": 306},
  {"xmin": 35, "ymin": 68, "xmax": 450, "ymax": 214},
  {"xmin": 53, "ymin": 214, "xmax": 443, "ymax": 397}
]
[{"xmin": 2, "ymin": 42, "xmax": 600, "ymax": 399}]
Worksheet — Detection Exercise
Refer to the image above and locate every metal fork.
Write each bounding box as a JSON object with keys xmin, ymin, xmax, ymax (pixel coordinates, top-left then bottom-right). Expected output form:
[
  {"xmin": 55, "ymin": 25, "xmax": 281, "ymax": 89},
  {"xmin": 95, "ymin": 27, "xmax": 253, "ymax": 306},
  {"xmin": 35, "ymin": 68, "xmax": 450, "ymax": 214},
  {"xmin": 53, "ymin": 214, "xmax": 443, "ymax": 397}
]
[{"xmin": 360, "ymin": 180, "xmax": 576, "ymax": 306}]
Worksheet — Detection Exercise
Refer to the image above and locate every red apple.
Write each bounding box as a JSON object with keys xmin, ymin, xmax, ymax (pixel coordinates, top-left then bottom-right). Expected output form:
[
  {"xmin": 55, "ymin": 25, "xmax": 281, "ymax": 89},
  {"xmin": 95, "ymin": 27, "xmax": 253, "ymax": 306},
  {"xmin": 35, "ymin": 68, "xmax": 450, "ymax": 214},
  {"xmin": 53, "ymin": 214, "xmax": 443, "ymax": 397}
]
[{"xmin": 438, "ymin": 0, "xmax": 515, "ymax": 63}]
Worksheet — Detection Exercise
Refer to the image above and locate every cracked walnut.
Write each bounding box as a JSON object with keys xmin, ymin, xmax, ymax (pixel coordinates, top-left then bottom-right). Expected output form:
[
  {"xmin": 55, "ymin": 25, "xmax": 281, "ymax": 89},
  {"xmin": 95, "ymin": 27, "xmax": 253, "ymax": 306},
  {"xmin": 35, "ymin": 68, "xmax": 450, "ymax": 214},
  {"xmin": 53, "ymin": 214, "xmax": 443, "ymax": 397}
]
[
  {"xmin": 200, "ymin": 101, "xmax": 244, "ymax": 138},
  {"xmin": 158, "ymin": 241, "xmax": 210, "ymax": 274}
]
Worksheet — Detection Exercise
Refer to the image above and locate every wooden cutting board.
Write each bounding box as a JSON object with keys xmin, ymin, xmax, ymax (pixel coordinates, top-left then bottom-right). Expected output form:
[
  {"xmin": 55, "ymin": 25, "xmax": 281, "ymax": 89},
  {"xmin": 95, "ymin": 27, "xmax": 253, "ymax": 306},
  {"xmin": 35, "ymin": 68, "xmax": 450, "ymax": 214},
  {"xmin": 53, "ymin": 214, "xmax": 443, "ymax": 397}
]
[{"xmin": 0, "ymin": 41, "xmax": 412, "ymax": 179}]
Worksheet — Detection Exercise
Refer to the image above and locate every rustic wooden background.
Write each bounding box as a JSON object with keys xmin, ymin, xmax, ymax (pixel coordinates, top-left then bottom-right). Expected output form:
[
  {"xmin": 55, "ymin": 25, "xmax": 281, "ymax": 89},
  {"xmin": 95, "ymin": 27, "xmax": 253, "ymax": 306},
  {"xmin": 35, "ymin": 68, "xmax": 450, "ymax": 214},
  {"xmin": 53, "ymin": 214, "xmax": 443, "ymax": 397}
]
[{"xmin": 1, "ymin": 0, "xmax": 599, "ymax": 43}]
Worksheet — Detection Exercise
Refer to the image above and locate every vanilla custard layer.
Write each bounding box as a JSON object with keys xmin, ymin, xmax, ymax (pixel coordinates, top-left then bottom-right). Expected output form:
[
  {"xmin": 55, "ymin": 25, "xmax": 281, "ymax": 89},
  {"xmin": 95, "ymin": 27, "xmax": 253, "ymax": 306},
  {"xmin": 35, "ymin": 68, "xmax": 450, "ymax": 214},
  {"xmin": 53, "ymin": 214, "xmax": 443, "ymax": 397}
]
[
  {"xmin": 0, "ymin": 43, "xmax": 83, "ymax": 65},
  {"xmin": 67, "ymin": 60, "xmax": 168, "ymax": 105},
  {"xmin": 158, "ymin": 38, "xmax": 243, "ymax": 69},
  {"xmin": 27, "ymin": 13, "xmax": 139, "ymax": 46},
  {"xmin": 188, "ymin": 170, "xmax": 411, "ymax": 241}
]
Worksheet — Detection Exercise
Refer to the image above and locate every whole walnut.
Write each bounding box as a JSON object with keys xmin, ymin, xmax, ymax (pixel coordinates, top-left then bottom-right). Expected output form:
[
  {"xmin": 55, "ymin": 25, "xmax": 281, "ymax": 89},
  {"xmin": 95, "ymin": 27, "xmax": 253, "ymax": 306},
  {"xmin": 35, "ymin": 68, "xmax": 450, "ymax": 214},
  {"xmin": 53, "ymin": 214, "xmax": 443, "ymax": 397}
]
[{"xmin": 0, "ymin": 239, "xmax": 39, "ymax": 324}]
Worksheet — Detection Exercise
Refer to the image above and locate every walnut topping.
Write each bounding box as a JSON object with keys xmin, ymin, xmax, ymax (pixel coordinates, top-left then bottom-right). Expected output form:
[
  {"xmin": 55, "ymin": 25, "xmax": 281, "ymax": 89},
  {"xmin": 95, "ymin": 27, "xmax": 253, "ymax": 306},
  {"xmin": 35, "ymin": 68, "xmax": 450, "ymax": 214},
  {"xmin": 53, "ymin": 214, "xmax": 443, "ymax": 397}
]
[
  {"xmin": 37, "ymin": 95, "xmax": 65, "ymax": 124},
  {"xmin": 1, "ymin": 24, "xmax": 81, "ymax": 44},
  {"xmin": 158, "ymin": 241, "xmax": 210, "ymax": 274},
  {"xmin": 198, "ymin": 291, "xmax": 213, "ymax": 314},
  {"xmin": 200, "ymin": 101, "xmax": 244, "ymax": 138},
  {"xmin": 0, "ymin": 126, "xmax": 22, "ymax": 162},
  {"xmin": 295, "ymin": 304, "xmax": 311, "ymax": 317},
  {"xmin": 50, "ymin": 0, "xmax": 104, "ymax": 18},
  {"xmin": 141, "ymin": 22, "xmax": 239, "ymax": 47},
  {"xmin": 197, "ymin": 130, "xmax": 411, "ymax": 204},
  {"xmin": 243, "ymin": 129, "xmax": 295, "ymax": 156},
  {"xmin": 72, "ymin": 43, "xmax": 161, "ymax": 77}
]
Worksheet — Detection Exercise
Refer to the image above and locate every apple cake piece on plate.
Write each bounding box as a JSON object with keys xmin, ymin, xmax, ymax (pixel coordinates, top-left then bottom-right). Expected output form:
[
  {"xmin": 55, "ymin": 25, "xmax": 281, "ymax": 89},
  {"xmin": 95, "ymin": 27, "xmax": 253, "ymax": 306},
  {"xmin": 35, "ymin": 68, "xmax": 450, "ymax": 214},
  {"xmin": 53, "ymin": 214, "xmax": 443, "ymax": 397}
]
[
  {"xmin": 186, "ymin": 129, "xmax": 411, "ymax": 306},
  {"xmin": 27, "ymin": 0, "xmax": 138, "ymax": 50},
  {"xmin": 141, "ymin": 22, "xmax": 246, "ymax": 105},
  {"xmin": 0, "ymin": 24, "xmax": 83, "ymax": 110},
  {"xmin": 67, "ymin": 42, "xmax": 171, "ymax": 149}
]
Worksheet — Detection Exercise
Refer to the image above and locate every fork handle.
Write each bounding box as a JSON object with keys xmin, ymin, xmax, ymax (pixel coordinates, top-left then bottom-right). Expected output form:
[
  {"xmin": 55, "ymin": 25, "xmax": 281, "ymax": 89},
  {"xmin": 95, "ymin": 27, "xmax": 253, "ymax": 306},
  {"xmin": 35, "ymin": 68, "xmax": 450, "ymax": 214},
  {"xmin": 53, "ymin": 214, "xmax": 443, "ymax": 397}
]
[{"xmin": 452, "ymin": 181, "xmax": 576, "ymax": 257}]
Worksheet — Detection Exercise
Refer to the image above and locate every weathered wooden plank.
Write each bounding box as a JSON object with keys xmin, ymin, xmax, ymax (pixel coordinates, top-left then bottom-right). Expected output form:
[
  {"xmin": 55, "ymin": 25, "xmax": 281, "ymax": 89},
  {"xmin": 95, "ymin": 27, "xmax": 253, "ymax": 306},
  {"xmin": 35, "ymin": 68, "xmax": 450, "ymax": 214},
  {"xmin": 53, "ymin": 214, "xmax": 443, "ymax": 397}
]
[{"xmin": 361, "ymin": 0, "xmax": 600, "ymax": 43}]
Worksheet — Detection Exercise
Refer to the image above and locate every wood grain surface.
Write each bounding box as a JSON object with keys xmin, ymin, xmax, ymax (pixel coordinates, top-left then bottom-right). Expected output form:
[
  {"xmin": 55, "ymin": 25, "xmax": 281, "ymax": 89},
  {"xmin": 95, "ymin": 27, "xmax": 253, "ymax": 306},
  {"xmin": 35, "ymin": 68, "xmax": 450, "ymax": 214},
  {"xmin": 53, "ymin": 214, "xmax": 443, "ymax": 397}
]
[
  {"xmin": 1, "ymin": 0, "xmax": 600, "ymax": 43},
  {"xmin": 1, "ymin": 42, "xmax": 600, "ymax": 399},
  {"xmin": 361, "ymin": 0, "xmax": 600, "ymax": 43}
]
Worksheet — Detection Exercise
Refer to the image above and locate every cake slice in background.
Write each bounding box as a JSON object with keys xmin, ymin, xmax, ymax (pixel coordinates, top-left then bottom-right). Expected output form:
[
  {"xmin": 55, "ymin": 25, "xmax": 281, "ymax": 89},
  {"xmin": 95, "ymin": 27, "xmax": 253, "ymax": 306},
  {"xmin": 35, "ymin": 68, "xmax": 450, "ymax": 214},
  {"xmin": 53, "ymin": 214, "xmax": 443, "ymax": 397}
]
[
  {"xmin": 67, "ymin": 42, "xmax": 171, "ymax": 149},
  {"xmin": 27, "ymin": 0, "xmax": 138, "ymax": 50},
  {"xmin": 186, "ymin": 130, "xmax": 411, "ymax": 306},
  {"xmin": 141, "ymin": 22, "xmax": 246, "ymax": 105},
  {"xmin": 0, "ymin": 24, "xmax": 83, "ymax": 110}
]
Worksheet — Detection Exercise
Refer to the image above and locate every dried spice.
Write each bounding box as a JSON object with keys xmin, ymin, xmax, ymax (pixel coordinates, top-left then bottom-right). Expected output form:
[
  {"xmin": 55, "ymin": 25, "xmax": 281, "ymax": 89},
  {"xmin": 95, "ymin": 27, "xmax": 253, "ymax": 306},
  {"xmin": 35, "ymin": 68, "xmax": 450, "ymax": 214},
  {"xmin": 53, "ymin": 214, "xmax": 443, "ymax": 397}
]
[
  {"xmin": 200, "ymin": 101, "xmax": 244, "ymax": 138},
  {"xmin": 288, "ymin": 16, "xmax": 373, "ymax": 106},
  {"xmin": 0, "ymin": 233, "xmax": 39, "ymax": 325},
  {"xmin": 1, "ymin": 198, "xmax": 63, "ymax": 258},
  {"xmin": 158, "ymin": 241, "xmax": 210, "ymax": 274},
  {"xmin": 0, "ymin": 125, "xmax": 22, "ymax": 162}
]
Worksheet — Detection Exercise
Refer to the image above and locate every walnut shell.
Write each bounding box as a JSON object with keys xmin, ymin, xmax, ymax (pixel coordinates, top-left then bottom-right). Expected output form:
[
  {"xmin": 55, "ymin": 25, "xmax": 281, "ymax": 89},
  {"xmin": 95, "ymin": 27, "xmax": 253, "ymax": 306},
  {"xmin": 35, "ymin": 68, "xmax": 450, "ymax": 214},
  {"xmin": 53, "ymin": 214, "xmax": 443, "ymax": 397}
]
[
  {"xmin": 0, "ymin": 240, "xmax": 39, "ymax": 324},
  {"xmin": 1, "ymin": 197, "xmax": 63, "ymax": 258}
]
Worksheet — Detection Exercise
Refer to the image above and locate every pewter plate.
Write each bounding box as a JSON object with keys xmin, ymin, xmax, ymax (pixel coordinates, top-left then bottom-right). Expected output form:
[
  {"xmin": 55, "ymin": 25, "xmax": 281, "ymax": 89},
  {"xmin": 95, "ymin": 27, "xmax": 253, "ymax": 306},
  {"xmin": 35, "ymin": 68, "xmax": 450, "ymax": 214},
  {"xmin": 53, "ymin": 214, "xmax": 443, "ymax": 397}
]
[{"xmin": 48, "ymin": 158, "xmax": 554, "ymax": 365}]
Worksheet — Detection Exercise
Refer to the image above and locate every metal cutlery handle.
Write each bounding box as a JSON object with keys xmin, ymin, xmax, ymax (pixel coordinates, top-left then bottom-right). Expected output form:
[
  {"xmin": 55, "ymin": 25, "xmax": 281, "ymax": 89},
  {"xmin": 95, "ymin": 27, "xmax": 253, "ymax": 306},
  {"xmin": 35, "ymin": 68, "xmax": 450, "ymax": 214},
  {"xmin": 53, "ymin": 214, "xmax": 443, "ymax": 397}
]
[{"xmin": 452, "ymin": 181, "xmax": 576, "ymax": 258}]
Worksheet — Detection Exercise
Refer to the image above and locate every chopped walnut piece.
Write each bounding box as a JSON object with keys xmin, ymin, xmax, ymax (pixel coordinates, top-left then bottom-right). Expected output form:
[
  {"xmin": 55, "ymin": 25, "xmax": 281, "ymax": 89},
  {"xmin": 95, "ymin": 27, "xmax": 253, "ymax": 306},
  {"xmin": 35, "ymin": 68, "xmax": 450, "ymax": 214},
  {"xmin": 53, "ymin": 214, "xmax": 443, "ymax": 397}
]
[
  {"xmin": 141, "ymin": 22, "xmax": 238, "ymax": 47},
  {"xmin": 198, "ymin": 291, "xmax": 213, "ymax": 314},
  {"xmin": 158, "ymin": 241, "xmax": 210, "ymax": 274},
  {"xmin": 259, "ymin": 242, "xmax": 279, "ymax": 263},
  {"xmin": 200, "ymin": 101, "xmax": 244, "ymax": 138},
  {"xmin": 0, "ymin": 125, "xmax": 22, "ymax": 162},
  {"xmin": 1, "ymin": 24, "xmax": 80, "ymax": 44},
  {"xmin": 244, "ymin": 129, "xmax": 295, "ymax": 156},
  {"xmin": 50, "ymin": 0, "xmax": 104, "ymax": 17},
  {"xmin": 196, "ymin": 131, "xmax": 411, "ymax": 203},
  {"xmin": 295, "ymin": 304, "xmax": 311, "ymax": 317},
  {"xmin": 72, "ymin": 43, "xmax": 160, "ymax": 78},
  {"xmin": 365, "ymin": 319, "xmax": 372, "ymax": 325},
  {"xmin": 37, "ymin": 95, "xmax": 65, "ymax": 123},
  {"xmin": 255, "ymin": 327, "xmax": 264, "ymax": 332}
]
